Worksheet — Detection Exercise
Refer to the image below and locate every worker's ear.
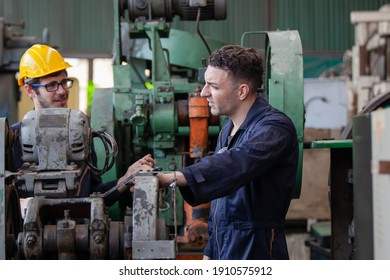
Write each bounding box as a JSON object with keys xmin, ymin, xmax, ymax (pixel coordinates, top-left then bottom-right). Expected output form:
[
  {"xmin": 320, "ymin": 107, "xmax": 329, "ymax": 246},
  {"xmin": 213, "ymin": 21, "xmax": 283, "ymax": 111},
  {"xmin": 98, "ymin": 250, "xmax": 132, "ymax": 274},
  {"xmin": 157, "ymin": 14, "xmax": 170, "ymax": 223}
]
[
  {"xmin": 238, "ymin": 83, "xmax": 250, "ymax": 101},
  {"xmin": 24, "ymin": 84, "xmax": 35, "ymax": 99}
]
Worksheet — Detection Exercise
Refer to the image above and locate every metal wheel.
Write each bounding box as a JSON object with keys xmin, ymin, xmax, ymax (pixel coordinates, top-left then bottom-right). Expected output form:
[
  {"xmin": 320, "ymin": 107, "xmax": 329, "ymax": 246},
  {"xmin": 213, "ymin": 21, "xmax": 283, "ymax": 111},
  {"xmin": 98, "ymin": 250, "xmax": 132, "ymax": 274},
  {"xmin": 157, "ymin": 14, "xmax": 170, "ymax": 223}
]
[
  {"xmin": 109, "ymin": 221, "xmax": 124, "ymax": 259},
  {"xmin": 1, "ymin": 117, "xmax": 22, "ymax": 259},
  {"xmin": 4, "ymin": 185, "xmax": 23, "ymax": 259}
]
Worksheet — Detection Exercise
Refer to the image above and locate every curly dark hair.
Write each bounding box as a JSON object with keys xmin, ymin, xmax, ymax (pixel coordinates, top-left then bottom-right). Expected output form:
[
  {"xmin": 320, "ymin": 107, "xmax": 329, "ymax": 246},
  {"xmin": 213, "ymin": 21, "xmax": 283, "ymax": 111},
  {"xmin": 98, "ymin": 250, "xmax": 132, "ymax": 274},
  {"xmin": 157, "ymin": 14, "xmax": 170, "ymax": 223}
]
[{"xmin": 208, "ymin": 45, "xmax": 263, "ymax": 93}]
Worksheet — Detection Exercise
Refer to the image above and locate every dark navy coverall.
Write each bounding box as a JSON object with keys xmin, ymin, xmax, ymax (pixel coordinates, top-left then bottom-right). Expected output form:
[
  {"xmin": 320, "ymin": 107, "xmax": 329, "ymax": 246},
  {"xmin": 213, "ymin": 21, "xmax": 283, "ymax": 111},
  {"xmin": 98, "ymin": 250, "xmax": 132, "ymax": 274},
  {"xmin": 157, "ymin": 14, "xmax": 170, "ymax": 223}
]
[{"xmin": 179, "ymin": 96, "xmax": 299, "ymax": 260}]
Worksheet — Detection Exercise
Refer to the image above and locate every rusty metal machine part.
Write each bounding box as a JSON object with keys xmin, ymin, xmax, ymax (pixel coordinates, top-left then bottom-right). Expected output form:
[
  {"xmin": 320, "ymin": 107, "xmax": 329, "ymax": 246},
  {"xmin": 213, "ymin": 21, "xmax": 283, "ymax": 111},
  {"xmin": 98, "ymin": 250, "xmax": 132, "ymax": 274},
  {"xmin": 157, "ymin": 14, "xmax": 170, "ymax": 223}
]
[
  {"xmin": 177, "ymin": 202, "xmax": 209, "ymax": 245},
  {"xmin": 17, "ymin": 109, "xmax": 90, "ymax": 197},
  {"xmin": 188, "ymin": 92, "xmax": 210, "ymax": 158},
  {"xmin": 16, "ymin": 196, "xmax": 133, "ymax": 260},
  {"xmin": 132, "ymin": 173, "xmax": 176, "ymax": 259}
]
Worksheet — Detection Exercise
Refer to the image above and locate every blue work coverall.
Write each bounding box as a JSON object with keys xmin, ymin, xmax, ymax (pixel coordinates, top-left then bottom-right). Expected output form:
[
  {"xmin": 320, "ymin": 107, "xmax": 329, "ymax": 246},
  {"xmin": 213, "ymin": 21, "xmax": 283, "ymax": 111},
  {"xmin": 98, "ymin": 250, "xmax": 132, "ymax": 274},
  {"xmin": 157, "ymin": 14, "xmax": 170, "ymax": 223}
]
[{"xmin": 179, "ymin": 96, "xmax": 298, "ymax": 259}]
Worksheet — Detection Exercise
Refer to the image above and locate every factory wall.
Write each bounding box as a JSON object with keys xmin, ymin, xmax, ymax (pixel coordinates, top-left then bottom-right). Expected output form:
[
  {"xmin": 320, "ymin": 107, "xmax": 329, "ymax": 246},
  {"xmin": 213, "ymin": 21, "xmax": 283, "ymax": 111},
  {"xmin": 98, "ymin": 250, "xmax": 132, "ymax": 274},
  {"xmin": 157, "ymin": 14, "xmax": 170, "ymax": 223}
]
[{"xmin": 2, "ymin": 0, "xmax": 390, "ymax": 77}]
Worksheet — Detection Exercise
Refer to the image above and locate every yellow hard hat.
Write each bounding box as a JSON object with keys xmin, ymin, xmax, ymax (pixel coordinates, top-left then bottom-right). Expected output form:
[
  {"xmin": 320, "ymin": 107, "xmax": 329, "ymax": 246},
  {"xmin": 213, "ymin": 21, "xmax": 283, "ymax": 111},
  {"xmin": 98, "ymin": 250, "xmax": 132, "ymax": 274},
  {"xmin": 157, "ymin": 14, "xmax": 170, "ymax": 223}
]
[{"xmin": 18, "ymin": 44, "xmax": 71, "ymax": 86}]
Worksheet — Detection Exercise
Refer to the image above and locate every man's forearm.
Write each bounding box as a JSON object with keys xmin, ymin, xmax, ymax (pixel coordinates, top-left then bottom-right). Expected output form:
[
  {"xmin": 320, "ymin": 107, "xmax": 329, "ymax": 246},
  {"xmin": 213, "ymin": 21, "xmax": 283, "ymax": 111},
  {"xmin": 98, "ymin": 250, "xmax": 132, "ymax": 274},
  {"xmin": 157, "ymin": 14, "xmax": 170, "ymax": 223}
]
[{"xmin": 157, "ymin": 171, "xmax": 188, "ymax": 188}]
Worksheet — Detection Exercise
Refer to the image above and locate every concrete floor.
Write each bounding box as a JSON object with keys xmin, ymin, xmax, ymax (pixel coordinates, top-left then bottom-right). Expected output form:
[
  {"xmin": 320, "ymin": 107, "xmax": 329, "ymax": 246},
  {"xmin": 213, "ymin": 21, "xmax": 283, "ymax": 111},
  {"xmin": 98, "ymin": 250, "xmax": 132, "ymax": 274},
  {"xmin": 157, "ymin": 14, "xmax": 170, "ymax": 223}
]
[{"xmin": 286, "ymin": 232, "xmax": 311, "ymax": 260}]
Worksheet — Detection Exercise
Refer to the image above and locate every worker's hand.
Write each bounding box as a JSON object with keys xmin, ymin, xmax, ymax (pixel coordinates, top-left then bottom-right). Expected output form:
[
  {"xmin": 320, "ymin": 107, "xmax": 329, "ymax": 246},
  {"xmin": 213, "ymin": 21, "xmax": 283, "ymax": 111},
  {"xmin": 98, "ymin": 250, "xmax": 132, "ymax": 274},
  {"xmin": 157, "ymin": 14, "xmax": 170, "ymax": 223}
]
[
  {"xmin": 202, "ymin": 255, "xmax": 211, "ymax": 260},
  {"xmin": 127, "ymin": 154, "xmax": 155, "ymax": 174},
  {"xmin": 117, "ymin": 154, "xmax": 155, "ymax": 193}
]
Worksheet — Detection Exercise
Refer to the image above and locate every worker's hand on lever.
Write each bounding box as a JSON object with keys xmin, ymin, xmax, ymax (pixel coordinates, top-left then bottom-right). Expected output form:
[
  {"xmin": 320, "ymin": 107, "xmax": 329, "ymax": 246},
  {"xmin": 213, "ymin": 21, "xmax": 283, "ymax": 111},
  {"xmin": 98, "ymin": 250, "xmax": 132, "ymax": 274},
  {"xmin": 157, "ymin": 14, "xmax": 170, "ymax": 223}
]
[{"xmin": 117, "ymin": 154, "xmax": 155, "ymax": 193}]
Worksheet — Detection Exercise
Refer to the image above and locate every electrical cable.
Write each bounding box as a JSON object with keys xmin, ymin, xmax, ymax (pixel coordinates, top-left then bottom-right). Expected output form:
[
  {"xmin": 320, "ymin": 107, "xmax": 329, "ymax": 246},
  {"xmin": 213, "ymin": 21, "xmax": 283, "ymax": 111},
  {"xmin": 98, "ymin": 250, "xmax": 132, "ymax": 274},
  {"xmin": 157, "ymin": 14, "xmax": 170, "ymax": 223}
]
[
  {"xmin": 85, "ymin": 130, "xmax": 118, "ymax": 176},
  {"xmin": 196, "ymin": 7, "xmax": 211, "ymax": 56}
]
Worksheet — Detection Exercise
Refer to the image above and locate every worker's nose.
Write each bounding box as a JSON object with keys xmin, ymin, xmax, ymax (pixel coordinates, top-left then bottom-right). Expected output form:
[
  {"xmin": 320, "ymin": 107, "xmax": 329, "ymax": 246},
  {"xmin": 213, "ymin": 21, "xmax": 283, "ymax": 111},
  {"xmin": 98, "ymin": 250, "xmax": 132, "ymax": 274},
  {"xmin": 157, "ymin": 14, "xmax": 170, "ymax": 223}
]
[
  {"xmin": 56, "ymin": 84, "xmax": 67, "ymax": 95},
  {"xmin": 200, "ymin": 84, "xmax": 210, "ymax": 97}
]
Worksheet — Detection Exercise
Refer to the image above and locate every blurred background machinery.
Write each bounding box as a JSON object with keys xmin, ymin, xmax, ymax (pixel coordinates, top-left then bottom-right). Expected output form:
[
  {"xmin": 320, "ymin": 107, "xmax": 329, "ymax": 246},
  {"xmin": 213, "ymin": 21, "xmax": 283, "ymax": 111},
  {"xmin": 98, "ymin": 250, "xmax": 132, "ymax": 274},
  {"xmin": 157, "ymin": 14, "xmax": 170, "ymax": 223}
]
[
  {"xmin": 0, "ymin": 17, "xmax": 48, "ymax": 124},
  {"xmin": 305, "ymin": 4, "xmax": 390, "ymax": 260}
]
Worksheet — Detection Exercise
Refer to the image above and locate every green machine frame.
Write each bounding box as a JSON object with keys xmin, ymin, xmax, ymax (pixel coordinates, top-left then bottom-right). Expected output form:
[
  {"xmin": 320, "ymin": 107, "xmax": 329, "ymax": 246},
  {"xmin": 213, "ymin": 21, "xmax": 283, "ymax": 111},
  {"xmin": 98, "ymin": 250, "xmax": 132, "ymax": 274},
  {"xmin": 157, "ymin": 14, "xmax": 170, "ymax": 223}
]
[
  {"xmin": 242, "ymin": 30, "xmax": 304, "ymax": 198},
  {"xmin": 91, "ymin": 0, "xmax": 226, "ymax": 231}
]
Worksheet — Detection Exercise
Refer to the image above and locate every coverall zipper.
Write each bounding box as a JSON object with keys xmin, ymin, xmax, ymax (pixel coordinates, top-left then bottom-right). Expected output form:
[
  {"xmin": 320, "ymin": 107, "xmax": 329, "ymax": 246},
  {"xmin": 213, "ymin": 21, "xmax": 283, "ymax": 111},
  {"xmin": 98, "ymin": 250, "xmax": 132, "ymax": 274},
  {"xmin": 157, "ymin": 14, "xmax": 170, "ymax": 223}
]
[{"xmin": 214, "ymin": 127, "xmax": 236, "ymax": 260}]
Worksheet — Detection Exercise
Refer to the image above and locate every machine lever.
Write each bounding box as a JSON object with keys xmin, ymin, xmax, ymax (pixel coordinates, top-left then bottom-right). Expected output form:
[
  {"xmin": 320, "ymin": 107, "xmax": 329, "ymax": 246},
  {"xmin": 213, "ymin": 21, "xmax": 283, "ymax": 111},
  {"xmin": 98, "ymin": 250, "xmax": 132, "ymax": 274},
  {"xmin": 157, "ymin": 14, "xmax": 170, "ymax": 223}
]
[
  {"xmin": 100, "ymin": 174, "xmax": 135, "ymax": 198},
  {"xmin": 3, "ymin": 170, "xmax": 22, "ymax": 179},
  {"xmin": 100, "ymin": 167, "xmax": 162, "ymax": 198}
]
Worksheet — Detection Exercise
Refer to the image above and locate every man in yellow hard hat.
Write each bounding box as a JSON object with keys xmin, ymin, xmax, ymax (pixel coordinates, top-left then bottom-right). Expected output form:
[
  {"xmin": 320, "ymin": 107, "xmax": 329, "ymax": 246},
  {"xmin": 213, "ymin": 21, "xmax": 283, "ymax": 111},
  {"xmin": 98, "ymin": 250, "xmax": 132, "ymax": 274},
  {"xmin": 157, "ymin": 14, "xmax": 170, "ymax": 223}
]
[
  {"xmin": 17, "ymin": 44, "xmax": 73, "ymax": 109},
  {"xmin": 12, "ymin": 44, "xmax": 154, "ymax": 206}
]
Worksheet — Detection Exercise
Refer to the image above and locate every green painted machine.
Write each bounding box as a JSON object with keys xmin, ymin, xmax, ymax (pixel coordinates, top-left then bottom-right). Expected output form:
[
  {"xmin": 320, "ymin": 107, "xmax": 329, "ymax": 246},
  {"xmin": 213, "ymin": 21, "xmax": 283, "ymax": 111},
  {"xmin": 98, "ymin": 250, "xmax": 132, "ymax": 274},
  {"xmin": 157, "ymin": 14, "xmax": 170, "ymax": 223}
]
[
  {"xmin": 90, "ymin": 0, "xmax": 304, "ymax": 256},
  {"xmin": 91, "ymin": 0, "xmax": 229, "ymax": 255},
  {"xmin": 0, "ymin": 0, "xmax": 304, "ymax": 259},
  {"xmin": 244, "ymin": 31, "xmax": 304, "ymax": 198}
]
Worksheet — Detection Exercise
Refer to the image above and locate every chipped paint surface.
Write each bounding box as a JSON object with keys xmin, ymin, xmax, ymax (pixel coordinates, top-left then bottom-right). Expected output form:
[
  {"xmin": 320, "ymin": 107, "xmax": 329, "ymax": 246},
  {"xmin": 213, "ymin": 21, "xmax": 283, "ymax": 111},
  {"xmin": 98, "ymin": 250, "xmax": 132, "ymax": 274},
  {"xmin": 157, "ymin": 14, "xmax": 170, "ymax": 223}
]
[{"xmin": 132, "ymin": 174, "xmax": 159, "ymax": 241}]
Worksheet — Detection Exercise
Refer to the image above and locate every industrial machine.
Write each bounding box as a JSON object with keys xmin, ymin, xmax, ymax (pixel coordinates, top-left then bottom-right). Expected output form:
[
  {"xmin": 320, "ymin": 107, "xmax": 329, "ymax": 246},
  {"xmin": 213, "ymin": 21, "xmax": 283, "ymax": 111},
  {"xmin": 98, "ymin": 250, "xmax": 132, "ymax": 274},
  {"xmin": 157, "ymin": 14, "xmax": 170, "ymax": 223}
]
[
  {"xmin": 1, "ymin": 107, "xmax": 174, "ymax": 259},
  {"xmin": 0, "ymin": 0, "xmax": 305, "ymax": 259}
]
